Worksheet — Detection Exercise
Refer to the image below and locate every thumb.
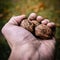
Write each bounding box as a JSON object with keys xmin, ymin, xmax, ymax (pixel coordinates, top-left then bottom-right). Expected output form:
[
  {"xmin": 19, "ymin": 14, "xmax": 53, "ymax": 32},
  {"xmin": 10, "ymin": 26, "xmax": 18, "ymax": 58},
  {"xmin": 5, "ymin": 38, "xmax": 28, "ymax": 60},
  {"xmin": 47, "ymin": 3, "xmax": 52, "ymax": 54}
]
[{"xmin": 8, "ymin": 15, "xmax": 26, "ymax": 25}]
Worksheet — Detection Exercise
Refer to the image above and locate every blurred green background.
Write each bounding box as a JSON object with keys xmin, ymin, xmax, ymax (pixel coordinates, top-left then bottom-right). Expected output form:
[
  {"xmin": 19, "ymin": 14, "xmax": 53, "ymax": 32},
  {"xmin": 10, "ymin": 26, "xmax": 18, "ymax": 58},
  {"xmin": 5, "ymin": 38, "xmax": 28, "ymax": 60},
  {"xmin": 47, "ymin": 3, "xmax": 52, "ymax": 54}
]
[{"xmin": 0, "ymin": 0, "xmax": 60, "ymax": 60}]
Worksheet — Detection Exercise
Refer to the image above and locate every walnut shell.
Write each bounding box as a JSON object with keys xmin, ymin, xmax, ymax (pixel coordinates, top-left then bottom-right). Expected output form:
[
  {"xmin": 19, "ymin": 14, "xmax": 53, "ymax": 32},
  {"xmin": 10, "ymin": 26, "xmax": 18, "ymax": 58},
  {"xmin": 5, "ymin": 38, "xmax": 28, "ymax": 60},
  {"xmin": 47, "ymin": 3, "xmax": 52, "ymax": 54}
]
[
  {"xmin": 29, "ymin": 20, "xmax": 40, "ymax": 26},
  {"xmin": 35, "ymin": 24, "xmax": 52, "ymax": 39},
  {"xmin": 20, "ymin": 19, "xmax": 34, "ymax": 32}
]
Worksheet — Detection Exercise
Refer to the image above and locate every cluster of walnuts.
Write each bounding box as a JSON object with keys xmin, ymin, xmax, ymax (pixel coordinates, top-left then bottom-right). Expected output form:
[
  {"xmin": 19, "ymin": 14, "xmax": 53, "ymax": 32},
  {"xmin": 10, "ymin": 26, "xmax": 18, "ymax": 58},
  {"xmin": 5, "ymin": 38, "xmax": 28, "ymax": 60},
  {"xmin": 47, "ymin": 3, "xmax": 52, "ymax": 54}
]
[{"xmin": 20, "ymin": 18, "xmax": 53, "ymax": 39}]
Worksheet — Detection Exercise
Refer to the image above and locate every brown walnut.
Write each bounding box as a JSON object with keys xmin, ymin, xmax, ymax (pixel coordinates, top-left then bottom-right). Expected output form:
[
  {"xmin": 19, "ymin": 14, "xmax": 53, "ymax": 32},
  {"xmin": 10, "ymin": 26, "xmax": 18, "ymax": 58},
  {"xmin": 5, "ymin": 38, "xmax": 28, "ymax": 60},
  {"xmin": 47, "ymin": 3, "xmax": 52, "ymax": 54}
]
[
  {"xmin": 20, "ymin": 19, "xmax": 35, "ymax": 32},
  {"xmin": 35, "ymin": 24, "xmax": 52, "ymax": 39}
]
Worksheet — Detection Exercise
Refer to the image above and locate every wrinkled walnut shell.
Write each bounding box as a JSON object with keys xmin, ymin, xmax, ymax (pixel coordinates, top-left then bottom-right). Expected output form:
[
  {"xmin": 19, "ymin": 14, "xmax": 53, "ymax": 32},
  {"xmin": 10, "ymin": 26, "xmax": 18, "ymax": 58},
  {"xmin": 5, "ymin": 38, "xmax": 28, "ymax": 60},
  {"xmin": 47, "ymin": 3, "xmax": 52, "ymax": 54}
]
[
  {"xmin": 35, "ymin": 24, "xmax": 52, "ymax": 39},
  {"xmin": 29, "ymin": 20, "xmax": 40, "ymax": 26},
  {"xmin": 20, "ymin": 19, "xmax": 34, "ymax": 32}
]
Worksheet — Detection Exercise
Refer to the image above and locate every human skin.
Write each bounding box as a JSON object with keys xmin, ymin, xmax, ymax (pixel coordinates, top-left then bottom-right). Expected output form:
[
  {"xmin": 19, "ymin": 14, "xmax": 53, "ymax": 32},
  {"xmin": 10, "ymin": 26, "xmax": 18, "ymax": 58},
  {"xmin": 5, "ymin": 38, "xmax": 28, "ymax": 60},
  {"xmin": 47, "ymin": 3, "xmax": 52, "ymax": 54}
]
[{"xmin": 1, "ymin": 13, "xmax": 56, "ymax": 60}]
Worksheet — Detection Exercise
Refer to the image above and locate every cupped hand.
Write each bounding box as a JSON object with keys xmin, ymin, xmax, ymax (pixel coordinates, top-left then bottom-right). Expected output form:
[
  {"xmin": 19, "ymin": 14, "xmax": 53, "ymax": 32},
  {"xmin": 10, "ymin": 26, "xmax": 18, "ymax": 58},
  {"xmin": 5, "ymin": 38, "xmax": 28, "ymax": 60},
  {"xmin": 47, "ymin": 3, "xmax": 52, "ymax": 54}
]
[{"xmin": 1, "ymin": 13, "xmax": 56, "ymax": 60}]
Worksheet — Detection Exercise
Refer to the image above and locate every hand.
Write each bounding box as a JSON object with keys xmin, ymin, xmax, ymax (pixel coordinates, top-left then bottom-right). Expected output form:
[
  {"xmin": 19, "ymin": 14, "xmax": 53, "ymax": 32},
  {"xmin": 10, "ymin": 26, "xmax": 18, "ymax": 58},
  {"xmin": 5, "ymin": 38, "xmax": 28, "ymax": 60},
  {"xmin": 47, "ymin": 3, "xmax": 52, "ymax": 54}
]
[{"xmin": 1, "ymin": 13, "xmax": 56, "ymax": 60}]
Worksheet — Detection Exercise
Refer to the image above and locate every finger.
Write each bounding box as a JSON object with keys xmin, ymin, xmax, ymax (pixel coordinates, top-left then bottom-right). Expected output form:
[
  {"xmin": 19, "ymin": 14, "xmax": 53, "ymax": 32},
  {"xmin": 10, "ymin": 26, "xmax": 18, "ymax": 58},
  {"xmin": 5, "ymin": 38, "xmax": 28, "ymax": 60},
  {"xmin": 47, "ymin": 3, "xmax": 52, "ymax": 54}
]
[
  {"xmin": 36, "ymin": 16, "xmax": 44, "ymax": 22},
  {"xmin": 8, "ymin": 15, "xmax": 26, "ymax": 25},
  {"xmin": 28, "ymin": 13, "xmax": 37, "ymax": 20},
  {"xmin": 47, "ymin": 22, "xmax": 56, "ymax": 28},
  {"xmin": 47, "ymin": 22, "xmax": 56, "ymax": 31},
  {"xmin": 41, "ymin": 19, "xmax": 50, "ymax": 25}
]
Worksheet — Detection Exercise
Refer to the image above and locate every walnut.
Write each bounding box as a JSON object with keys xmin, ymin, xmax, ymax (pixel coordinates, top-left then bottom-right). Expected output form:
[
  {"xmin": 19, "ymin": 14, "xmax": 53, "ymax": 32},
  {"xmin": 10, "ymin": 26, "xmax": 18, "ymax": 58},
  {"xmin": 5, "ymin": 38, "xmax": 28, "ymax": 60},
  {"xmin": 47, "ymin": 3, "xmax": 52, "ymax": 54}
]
[
  {"xmin": 20, "ymin": 19, "xmax": 53, "ymax": 39},
  {"xmin": 35, "ymin": 24, "xmax": 52, "ymax": 39},
  {"xmin": 29, "ymin": 20, "xmax": 40, "ymax": 26},
  {"xmin": 20, "ymin": 19, "xmax": 34, "ymax": 32}
]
